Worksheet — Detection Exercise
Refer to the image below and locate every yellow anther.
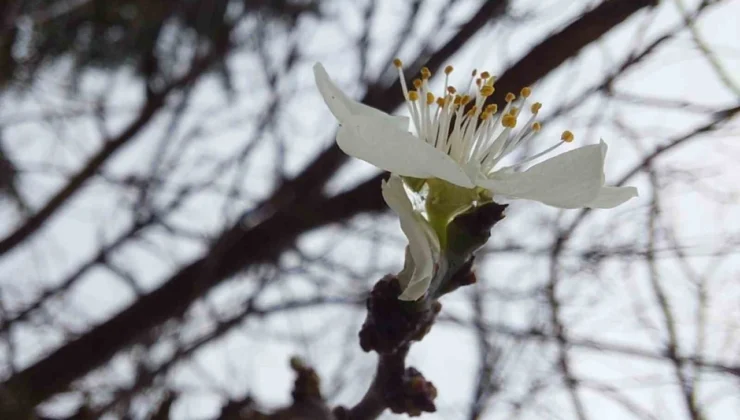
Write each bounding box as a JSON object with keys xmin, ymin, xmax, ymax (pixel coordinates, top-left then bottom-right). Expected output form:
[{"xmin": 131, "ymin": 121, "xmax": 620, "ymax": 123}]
[
  {"xmin": 426, "ymin": 92, "xmax": 435, "ymax": 105},
  {"xmin": 453, "ymin": 95, "xmax": 462, "ymax": 105},
  {"xmin": 393, "ymin": 58, "xmax": 403, "ymax": 68},
  {"xmin": 502, "ymin": 114, "xmax": 517, "ymax": 128},
  {"xmin": 413, "ymin": 79, "xmax": 422, "ymax": 89},
  {"xmin": 444, "ymin": 65, "xmax": 454, "ymax": 75},
  {"xmin": 475, "ymin": 78, "xmax": 482, "ymax": 87},
  {"xmin": 436, "ymin": 97, "xmax": 446, "ymax": 107},
  {"xmin": 447, "ymin": 86, "xmax": 457, "ymax": 94},
  {"xmin": 408, "ymin": 91, "xmax": 419, "ymax": 101},
  {"xmin": 461, "ymin": 95, "xmax": 471, "ymax": 105},
  {"xmin": 561, "ymin": 130, "xmax": 575, "ymax": 143},
  {"xmin": 530, "ymin": 102, "xmax": 542, "ymax": 114},
  {"xmin": 485, "ymin": 104, "xmax": 498, "ymax": 114},
  {"xmin": 505, "ymin": 92, "xmax": 516, "ymax": 103},
  {"xmin": 509, "ymin": 106, "xmax": 519, "ymax": 117},
  {"xmin": 421, "ymin": 67, "xmax": 431, "ymax": 79},
  {"xmin": 480, "ymin": 85, "xmax": 494, "ymax": 97},
  {"xmin": 480, "ymin": 111, "xmax": 491, "ymax": 121},
  {"xmin": 480, "ymin": 71, "xmax": 491, "ymax": 79},
  {"xmin": 520, "ymin": 87, "xmax": 532, "ymax": 98},
  {"xmin": 532, "ymin": 122, "xmax": 542, "ymax": 132},
  {"xmin": 465, "ymin": 106, "xmax": 478, "ymax": 117}
]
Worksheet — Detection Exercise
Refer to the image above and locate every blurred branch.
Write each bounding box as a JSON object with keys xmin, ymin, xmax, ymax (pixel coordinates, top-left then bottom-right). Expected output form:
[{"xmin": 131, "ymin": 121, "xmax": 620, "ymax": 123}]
[
  {"xmin": 674, "ymin": 0, "xmax": 740, "ymax": 97},
  {"xmin": 0, "ymin": 18, "xmax": 234, "ymax": 257},
  {"xmin": 646, "ymin": 166, "xmax": 704, "ymax": 420}
]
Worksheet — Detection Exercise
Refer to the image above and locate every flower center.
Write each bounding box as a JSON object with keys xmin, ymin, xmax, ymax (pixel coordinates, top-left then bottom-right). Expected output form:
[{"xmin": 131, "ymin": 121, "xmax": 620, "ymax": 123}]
[{"xmin": 392, "ymin": 59, "xmax": 574, "ymax": 176}]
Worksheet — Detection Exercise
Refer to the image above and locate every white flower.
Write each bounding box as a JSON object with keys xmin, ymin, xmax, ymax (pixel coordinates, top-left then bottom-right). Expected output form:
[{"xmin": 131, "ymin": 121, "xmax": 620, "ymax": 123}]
[
  {"xmin": 314, "ymin": 61, "xmax": 638, "ymax": 209},
  {"xmin": 382, "ymin": 175, "xmax": 440, "ymax": 301}
]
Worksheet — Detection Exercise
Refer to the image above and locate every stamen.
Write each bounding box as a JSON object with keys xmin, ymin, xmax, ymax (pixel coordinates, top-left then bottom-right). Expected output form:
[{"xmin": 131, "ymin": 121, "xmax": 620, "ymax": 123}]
[
  {"xmin": 394, "ymin": 61, "xmax": 566, "ymax": 181},
  {"xmin": 502, "ymin": 114, "xmax": 517, "ymax": 128},
  {"xmin": 561, "ymin": 130, "xmax": 574, "ymax": 143},
  {"xmin": 480, "ymin": 85, "xmax": 495, "ymax": 97},
  {"xmin": 513, "ymin": 141, "xmax": 564, "ymax": 168}
]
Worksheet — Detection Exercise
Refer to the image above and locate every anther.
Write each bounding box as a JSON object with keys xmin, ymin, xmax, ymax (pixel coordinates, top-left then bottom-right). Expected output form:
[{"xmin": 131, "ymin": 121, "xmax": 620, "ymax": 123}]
[
  {"xmin": 502, "ymin": 114, "xmax": 517, "ymax": 128},
  {"xmin": 421, "ymin": 67, "xmax": 431, "ymax": 79},
  {"xmin": 471, "ymin": 69, "xmax": 477, "ymax": 77},
  {"xmin": 480, "ymin": 112, "xmax": 491, "ymax": 120},
  {"xmin": 413, "ymin": 79, "xmax": 422, "ymax": 89},
  {"xmin": 393, "ymin": 58, "xmax": 403, "ymax": 68},
  {"xmin": 520, "ymin": 87, "xmax": 532, "ymax": 98},
  {"xmin": 447, "ymin": 86, "xmax": 457, "ymax": 94},
  {"xmin": 509, "ymin": 106, "xmax": 519, "ymax": 117},
  {"xmin": 505, "ymin": 92, "xmax": 516, "ymax": 103},
  {"xmin": 485, "ymin": 104, "xmax": 498, "ymax": 114},
  {"xmin": 408, "ymin": 91, "xmax": 419, "ymax": 101},
  {"xmin": 461, "ymin": 95, "xmax": 471, "ymax": 105},
  {"xmin": 532, "ymin": 122, "xmax": 542, "ymax": 132},
  {"xmin": 436, "ymin": 97, "xmax": 445, "ymax": 107},
  {"xmin": 426, "ymin": 92, "xmax": 435, "ymax": 105},
  {"xmin": 561, "ymin": 130, "xmax": 574, "ymax": 143},
  {"xmin": 444, "ymin": 65, "xmax": 454, "ymax": 75},
  {"xmin": 530, "ymin": 102, "xmax": 542, "ymax": 114},
  {"xmin": 481, "ymin": 71, "xmax": 491, "ymax": 79},
  {"xmin": 480, "ymin": 85, "xmax": 494, "ymax": 97}
]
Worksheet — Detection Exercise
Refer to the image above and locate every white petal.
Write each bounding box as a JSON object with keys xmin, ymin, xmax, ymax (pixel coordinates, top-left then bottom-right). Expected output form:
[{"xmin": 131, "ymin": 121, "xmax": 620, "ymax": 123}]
[
  {"xmin": 587, "ymin": 186, "xmax": 639, "ymax": 208},
  {"xmin": 382, "ymin": 176, "xmax": 439, "ymax": 301},
  {"xmin": 478, "ymin": 142, "xmax": 607, "ymax": 208},
  {"xmin": 313, "ymin": 63, "xmax": 408, "ymax": 129},
  {"xmin": 339, "ymin": 115, "xmax": 475, "ymax": 188},
  {"xmin": 398, "ymin": 274, "xmax": 434, "ymax": 301}
]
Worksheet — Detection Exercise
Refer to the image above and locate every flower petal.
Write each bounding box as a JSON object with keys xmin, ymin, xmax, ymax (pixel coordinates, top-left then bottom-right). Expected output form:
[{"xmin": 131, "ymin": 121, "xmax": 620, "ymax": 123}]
[
  {"xmin": 339, "ymin": 115, "xmax": 475, "ymax": 188},
  {"xmin": 313, "ymin": 63, "xmax": 408, "ymax": 129},
  {"xmin": 478, "ymin": 141, "xmax": 607, "ymax": 208},
  {"xmin": 382, "ymin": 175, "xmax": 439, "ymax": 301},
  {"xmin": 587, "ymin": 186, "xmax": 639, "ymax": 208},
  {"xmin": 399, "ymin": 274, "xmax": 434, "ymax": 301}
]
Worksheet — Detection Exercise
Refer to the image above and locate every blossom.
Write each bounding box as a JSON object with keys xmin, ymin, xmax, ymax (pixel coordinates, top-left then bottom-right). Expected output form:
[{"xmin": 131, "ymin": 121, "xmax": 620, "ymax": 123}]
[
  {"xmin": 381, "ymin": 175, "xmax": 440, "ymax": 301},
  {"xmin": 314, "ymin": 62, "xmax": 638, "ymax": 209}
]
